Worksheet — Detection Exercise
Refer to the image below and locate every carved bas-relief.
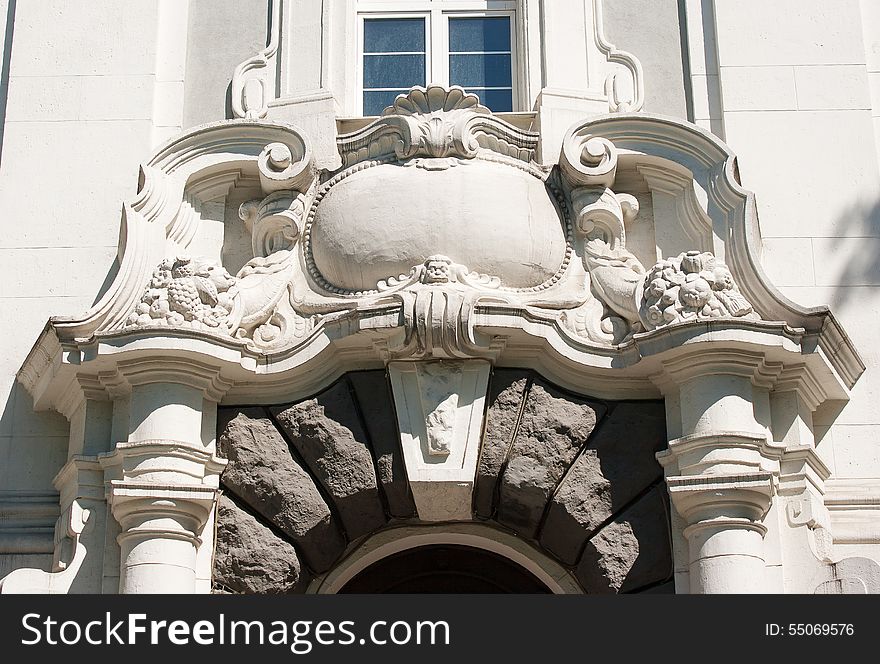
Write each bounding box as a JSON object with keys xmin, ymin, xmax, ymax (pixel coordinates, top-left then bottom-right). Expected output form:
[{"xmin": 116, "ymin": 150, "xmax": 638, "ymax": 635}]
[
  {"xmin": 389, "ymin": 361, "xmax": 490, "ymax": 522},
  {"xmin": 6, "ymin": 85, "xmax": 867, "ymax": 594},
  {"xmin": 114, "ymin": 87, "xmax": 760, "ymax": 360}
]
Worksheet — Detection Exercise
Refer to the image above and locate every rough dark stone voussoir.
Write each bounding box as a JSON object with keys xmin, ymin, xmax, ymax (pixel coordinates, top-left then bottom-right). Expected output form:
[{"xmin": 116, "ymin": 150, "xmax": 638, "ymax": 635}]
[
  {"xmin": 473, "ymin": 370, "xmax": 530, "ymax": 519},
  {"xmin": 575, "ymin": 484, "xmax": 673, "ymax": 593},
  {"xmin": 217, "ymin": 408, "xmax": 345, "ymax": 573},
  {"xmin": 348, "ymin": 371, "xmax": 416, "ymax": 518},
  {"xmin": 271, "ymin": 380, "xmax": 387, "ymax": 540},
  {"xmin": 496, "ymin": 380, "xmax": 606, "ymax": 538},
  {"xmin": 213, "ymin": 494, "xmax": 311, "ymax": 594},
  {"xmin": 540, "ymin": 401, "xmax": 667, "ymax": 564}
]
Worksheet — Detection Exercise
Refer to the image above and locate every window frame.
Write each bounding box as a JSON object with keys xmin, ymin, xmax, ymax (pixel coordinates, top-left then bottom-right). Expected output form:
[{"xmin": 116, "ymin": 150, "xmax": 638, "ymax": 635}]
[{"xmin": 356, "ymin": 0, "xmax": 519, "ymax": 116}]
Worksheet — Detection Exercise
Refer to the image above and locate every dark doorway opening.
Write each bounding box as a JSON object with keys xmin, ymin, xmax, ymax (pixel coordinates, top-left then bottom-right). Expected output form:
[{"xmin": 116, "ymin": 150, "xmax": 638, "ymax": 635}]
[{"xmin": 339, "ymin": 544, "xmax": 553, "ymax": 593}]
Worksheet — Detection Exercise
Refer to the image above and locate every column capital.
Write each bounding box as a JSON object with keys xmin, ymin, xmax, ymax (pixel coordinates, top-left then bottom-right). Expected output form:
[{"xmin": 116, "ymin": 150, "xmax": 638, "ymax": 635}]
[
  {"xmin": 108, "ymin": 482, "xmax": 218, "ymax": 532},
  {"xmin": 666, "ymin": 471, "xmax": 775, "ymax": 524},
  {"xmin": 105, "ymin": 476, "xmax": 223, "ymax": 594}
]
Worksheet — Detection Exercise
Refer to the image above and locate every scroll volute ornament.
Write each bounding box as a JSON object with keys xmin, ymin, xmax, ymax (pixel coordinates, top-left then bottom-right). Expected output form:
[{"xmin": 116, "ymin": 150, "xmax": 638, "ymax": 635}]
[
  {"xmin": 126, "ymin": 135, "xmax": 317, "ymax": 351},
  {"xmin": 559, "ymin": 126, "xmax": 758, "ymax": 336}
]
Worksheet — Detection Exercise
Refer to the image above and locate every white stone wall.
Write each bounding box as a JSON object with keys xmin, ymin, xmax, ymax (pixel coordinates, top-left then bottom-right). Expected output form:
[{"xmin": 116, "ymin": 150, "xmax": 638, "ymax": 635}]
[
  {"xmin": 683, "ymin": 0, "xmax": 880, "ymax": 561},
  {"xmin": 1, "ymin": 0, "xmax": 879, "ymax": 584},
  {"xmin": 0, "ymin": 0, "xmax": 181, "ymax": 575}
]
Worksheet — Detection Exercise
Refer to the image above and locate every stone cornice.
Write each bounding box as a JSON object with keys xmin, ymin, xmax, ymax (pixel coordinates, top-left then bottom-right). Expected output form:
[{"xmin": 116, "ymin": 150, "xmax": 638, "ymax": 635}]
[
  {"xmin": 653, "ymin": 349, "xmax": 785, "ymax": 389},
  {"xmin": 657, "ymin": 431, "xmax": 784, "ymax": 476},
  {"xmin": 19, "ymin": 312, "xmax": 851, "ymax": 415},
  {"xmin": 778, "ymin": 445, "xmax": 832, "ymax": 497},
  {"xmin": 52, "ymin": 457, "xmax": 105, "ymax": 505},
  {"xmin": 100, "ymin": 441, "xmax": 226, "ymax": 487}
]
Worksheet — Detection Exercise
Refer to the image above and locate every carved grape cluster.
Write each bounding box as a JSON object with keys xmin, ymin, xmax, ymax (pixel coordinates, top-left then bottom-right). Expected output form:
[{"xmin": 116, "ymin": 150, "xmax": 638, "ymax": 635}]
[{"xmin": 127, "ymin": 256, "xmax": 237, "ymax": 331}]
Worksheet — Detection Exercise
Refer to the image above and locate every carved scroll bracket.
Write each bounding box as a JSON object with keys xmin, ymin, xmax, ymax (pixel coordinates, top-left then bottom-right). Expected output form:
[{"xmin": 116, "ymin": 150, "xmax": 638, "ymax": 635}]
[
  {"xmin": 239, "ymin": 190, "xmax": 309, "ymax": 258},
  {"xmin": 258, "ymin": 141, "xmax": 314, "ymax": 194},
  {"xmin": 560, "ymin": 133, "xmax": 618, "ymax": 189}
]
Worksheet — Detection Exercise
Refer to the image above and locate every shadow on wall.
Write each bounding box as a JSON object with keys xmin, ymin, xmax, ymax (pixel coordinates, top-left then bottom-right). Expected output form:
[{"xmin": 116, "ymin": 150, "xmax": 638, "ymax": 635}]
[
  {"xmin": 0, "ymin": 0, "xmax": 17, "ymax": 169},
  {"xmin": 0, "ymin": 378, "xmax": 68, "ymax": 502},
  {"xmin": 820, "ymin": 196, "xmax": 880, "ymax": 313}
]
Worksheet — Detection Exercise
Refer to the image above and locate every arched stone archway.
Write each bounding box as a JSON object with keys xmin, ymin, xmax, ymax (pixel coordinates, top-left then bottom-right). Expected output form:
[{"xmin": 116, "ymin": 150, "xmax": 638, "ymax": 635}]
[
  {"xmin": 212, "ymin": 369, "xmax": 673, "ymax": 594},
  {"xmin": 338, "ymin": 545, "xmax": 552, "ymax": 593}
]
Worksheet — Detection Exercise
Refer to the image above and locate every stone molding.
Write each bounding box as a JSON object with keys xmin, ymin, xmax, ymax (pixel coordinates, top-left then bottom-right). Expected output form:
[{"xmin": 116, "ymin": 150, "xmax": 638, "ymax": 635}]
[
  {"xmin": 824, "ymin": 479, "xmax": 880, "ymax": 545},
  {"xmin": 230, "ymin": 0, "xmax": 281, "ymax": 121},
  {"xmin": 0, "ymin": 491, "xmax": 60, "ymax": 556},
  {"xmin": 590, "ymin": 0, "xmax": 644, "ymax": 113}
]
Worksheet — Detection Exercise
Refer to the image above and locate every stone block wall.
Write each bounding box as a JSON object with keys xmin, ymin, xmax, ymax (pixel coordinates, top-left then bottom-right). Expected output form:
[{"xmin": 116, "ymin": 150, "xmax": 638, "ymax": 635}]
[{"xmin": 214, "ymin": 370, "xmax": 673, "ymax": 594}]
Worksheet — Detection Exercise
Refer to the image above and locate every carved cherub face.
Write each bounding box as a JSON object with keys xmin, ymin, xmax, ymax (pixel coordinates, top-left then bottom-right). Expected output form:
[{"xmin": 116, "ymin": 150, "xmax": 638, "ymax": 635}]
[
  {"xmin": 709, "ymin": 265, "xmax": 735, "ymax": 291},
  {"xmin": 680, "ymin": 273, "xmax": 712, "ymax": 307},
  {"xmin": 423, "ymin": 256, "xmax": 452, "ymax": 283}
]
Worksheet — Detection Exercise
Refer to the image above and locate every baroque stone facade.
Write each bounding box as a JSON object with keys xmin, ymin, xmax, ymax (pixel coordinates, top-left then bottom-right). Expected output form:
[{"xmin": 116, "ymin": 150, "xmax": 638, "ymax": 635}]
[{"xmin": 1, "ymin": 0, "xmax": 879, "ymax": 594}]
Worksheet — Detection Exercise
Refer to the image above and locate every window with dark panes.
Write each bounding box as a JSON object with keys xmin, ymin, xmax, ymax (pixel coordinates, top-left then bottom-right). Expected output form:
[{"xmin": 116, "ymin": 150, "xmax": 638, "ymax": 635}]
[
  {"xmin": 362, "ymin": 17, "xmax": 428, "ymax": 116},
  {"xmin": 358, "ymin": 2, "xmax": 517, "ymax": 116},
  {"xmin": 448, "ymin": 16, "xmax": 513, "ymax": 112}
]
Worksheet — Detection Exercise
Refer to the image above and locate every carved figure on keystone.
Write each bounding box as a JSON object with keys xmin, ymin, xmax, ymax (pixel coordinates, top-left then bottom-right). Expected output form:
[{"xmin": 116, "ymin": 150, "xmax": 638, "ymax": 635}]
[{"xmin": 422, "ymin": 255, "xmax": 453, "ymax": 284}]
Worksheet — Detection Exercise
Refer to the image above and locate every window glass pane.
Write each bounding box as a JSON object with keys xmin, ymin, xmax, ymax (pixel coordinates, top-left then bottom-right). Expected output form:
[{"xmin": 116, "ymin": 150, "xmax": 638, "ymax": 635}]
[
  {"xmin": 449, "ymin": 17, "xmax": 511, "ymax": 52},
  {"xmin": 364, "ymin": 18, "xmax": 425, "ymax": 53},
  {"xmin": 364, "ymin": 54, "xmax": 426, "ymax": 89},
  {"xmin": 363, "ymin": 90, "xmax": 409, "ymax": 116},
  {"xmin": 450, "ymin": 54, "xmax": 511, "ymax": 88},
  {"xmin": 465, "ymin": 88, "xmax": 513, "ymax": 113}
]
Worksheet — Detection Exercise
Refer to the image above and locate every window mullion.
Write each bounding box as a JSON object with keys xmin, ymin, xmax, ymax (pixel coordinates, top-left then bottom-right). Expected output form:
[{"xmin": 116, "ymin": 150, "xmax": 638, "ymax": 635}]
[{"xmin": 431, "ymin": 8, "xmax": 446, "ymax": 85}]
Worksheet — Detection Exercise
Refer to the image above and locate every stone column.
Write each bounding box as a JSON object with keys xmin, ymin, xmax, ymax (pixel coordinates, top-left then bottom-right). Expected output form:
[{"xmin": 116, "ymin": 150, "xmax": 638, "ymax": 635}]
[
  {"xmin": 655, "ymin": 349, "xmax": 782, "ymax": 594},
  {"xmin": 108, "ymin": 479, "xmax": 219, "ymax": 594},
  {"xmin": 666, "ymin": 473, "xmax": 773, "ymax": 593},
  {"xmin": 101, "ymin": 361, "xmax": 228, "ymax": 594}
]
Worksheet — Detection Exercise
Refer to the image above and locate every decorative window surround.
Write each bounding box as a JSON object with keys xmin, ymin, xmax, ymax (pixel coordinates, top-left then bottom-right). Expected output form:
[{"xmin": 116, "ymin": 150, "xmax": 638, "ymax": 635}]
[
  {"xmin": 230, "ymin": 0, "xmax": 644, "ymax": 167},
  {"xmin": 2, "ymin": 85, "xmax": 868, "ymax": 594},
  {"xmin": 355, "ymin": 1, "xmax": 518, "ymax": 115}
]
